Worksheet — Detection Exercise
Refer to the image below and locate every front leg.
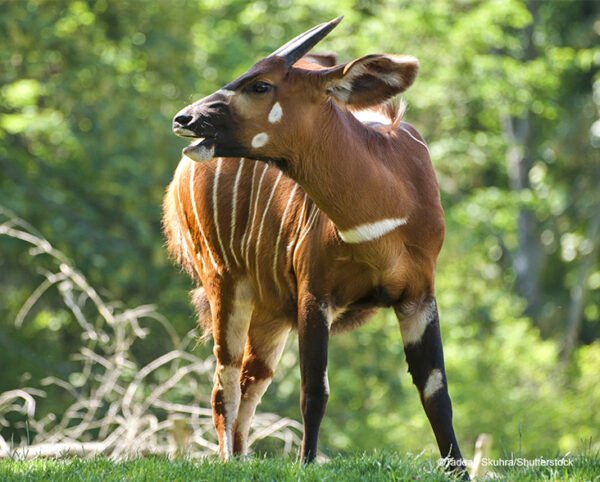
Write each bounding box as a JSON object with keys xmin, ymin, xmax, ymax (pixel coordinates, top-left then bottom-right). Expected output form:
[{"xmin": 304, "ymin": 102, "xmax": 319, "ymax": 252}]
[
  {"xmin": 298, "ymin": 293, "xmax": 331, "ymax": 463},
  {"xmin": 208, "ymin": 278, "xmax": 253, "ymax": 460}
]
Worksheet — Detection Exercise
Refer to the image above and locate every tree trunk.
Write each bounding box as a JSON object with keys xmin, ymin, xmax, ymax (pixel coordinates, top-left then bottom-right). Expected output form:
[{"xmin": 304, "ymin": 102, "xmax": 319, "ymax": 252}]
[
  {"xmin": 502, "ymin": 0, "xmax": 543, "ymax": 321},
  {"xmin": 561, "ymin": 203, "xmax": 600, "ymax": 362}
]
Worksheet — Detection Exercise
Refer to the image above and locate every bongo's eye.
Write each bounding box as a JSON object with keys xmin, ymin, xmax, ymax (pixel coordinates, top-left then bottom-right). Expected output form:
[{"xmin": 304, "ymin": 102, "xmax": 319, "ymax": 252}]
[{"xmin": 250, "ymin": 81, "xmax": 272, "ymax": 94}]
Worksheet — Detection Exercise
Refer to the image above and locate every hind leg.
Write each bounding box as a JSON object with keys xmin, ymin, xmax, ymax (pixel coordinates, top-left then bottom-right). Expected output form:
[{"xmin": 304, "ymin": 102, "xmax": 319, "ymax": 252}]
[{"xmin": 233, "ymin": 314, "xmax": 291, "ymax": 455}]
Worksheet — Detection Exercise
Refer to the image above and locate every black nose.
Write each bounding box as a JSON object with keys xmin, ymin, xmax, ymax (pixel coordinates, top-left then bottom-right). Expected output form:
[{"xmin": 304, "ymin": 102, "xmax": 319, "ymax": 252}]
[{"xmin": 174, "ymin": 114, "xmax": 193, "ymax": 127}]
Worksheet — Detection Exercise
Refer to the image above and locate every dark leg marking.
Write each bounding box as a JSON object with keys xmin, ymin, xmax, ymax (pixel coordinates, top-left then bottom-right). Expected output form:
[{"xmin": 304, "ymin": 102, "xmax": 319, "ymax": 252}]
[
  {"xmin": 396, "ymin": 298, "xmax": 468, "ymax": 479},
  {"xmin": 298, "ymin": 296, "xmax": 330, "ymax": 463}
]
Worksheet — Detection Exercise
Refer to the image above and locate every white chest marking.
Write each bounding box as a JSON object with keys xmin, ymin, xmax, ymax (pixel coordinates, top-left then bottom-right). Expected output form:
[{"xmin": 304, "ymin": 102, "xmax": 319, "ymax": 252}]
[
  {"xmin": 268, "ymin": 102, "xmax": 283, "ymax": 123},
  {"xmin": 423, "ymin": 369, "xmax": 444, "ymax": 399},
  {"xmin": 338, "ymin": 217, "xmax": 407, "ymax": 244},
  {"xmin": 251, "ymin": 132, "xmax": 269, "ymax": 148}
]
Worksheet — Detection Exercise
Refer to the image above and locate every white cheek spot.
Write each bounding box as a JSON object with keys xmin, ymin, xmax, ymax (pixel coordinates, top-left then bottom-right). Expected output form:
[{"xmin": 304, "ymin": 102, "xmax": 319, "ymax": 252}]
[
  {"xmin": 423, "ymin": 369, "xmax": 444, "ymax": 399},
  {"xmin": 268, "ymin": 102, "xmax": 283, "ymax": 123},
  {"xmin": 251, "ymin": 132, "xmax": 269, "ymax": 148}
]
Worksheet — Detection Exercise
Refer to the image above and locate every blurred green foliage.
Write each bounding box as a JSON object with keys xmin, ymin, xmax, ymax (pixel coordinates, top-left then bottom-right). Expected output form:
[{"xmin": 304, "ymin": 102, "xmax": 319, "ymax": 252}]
[{"xmin": 1, "ymin": 0, "xmax": 599, "ymax": 460}]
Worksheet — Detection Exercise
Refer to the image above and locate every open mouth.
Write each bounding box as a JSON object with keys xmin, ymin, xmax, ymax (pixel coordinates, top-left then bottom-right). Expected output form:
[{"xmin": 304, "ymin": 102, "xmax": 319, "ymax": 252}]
[
  {"xmin": 182, "ymin": 137, "xmax": 217, "ymax": 163},
  {"xmin": 172, "ymin": 125, "xmax": 218, "ymax": 162}
]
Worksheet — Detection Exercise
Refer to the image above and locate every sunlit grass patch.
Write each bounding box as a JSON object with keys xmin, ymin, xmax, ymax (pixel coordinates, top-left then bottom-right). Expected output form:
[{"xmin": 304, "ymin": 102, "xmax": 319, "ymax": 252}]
[{"xmin": 1, "ymin": 451, "xmax": 598, "ymax": 481}]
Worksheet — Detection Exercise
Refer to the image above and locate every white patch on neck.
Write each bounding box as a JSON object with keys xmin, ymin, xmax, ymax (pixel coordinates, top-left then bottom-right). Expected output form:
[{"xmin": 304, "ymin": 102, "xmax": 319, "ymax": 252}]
[
  {"xmin": 268, "ymin": 102, "xmax": 283, "ymax": 123},
  {"xmin": 423, "ymin": 369, "xmax": 444, "ymax": 399},
  {"xmin": 338, "ymin": 217, "xmax": 407, "ymax": 244},
  {"xmin": 251, "ymin": 132, "xmax": 269, "ymax": 148}
]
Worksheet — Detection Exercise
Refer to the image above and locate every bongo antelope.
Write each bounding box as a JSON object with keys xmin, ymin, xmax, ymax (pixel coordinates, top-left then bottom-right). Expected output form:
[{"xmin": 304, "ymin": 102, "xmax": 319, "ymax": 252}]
[{"xmin": 164, "ymin": 16, "xmax": 466, "ymax": 476}]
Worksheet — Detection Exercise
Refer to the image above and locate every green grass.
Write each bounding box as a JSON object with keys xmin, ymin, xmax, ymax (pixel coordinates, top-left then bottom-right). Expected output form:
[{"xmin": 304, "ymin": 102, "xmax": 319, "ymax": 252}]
[{"xmin": 0, "ymin": 451, "xmax": 598, "ymax": 481}]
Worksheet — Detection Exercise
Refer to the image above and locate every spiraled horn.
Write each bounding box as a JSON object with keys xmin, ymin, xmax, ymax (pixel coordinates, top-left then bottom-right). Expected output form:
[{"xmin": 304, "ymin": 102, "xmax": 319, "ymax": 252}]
[{"xmin": 269, "ymin": 16, "xmax": 343, "ymax": 66}]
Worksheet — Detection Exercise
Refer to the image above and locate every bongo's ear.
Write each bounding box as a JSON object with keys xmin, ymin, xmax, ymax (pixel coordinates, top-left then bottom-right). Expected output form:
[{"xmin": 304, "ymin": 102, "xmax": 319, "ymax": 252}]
[{"xmin": 324, "ymin": 54, "xmax": 419, "ymax": 108}]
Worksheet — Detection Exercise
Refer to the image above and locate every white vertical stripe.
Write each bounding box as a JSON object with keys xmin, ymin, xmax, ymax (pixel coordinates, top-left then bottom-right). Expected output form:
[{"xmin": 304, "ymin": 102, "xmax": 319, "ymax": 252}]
[
  {"xmin": 174, "ymin": 173, "xmax": 205, "ymax": 273},
  {"xmin": 273, "ymin": 183, "xmax": 299, "ymax": 294},
  {"xmin": 296, "ymin": 204, "xmax": 319, "ymax": 250},
  {"xmin": 241, "ymin": 162, "xmax": 260, "ymax": 259},
  {"xmin": 285, "ymin": 193, "xmax": 308, "ymax": 292},
  {"xmin": 212, "ymin": 158, "xmax": 230, "ymax": 270},
  {"xmin": 229, "ymin": 158, "xmax": 245, "ymax": 267},
  {"xmin": 290, "ymin": 203, "xmax": 320, "ymax": 291},
  {"xmin": 172, "ymin": 178, "xmax": 191, "ymax": 266},
  {"xmin": 254, "ymin": 171, "xmax": 283, "ymax": 299},
  {"xmin": 287, "ymin": 193, "xmax": 308, "ymax": 253},
  {"xmin": 399, "ymin": 126, "xmax": 429, "ymax": 152},
  {"xmin": 244, "ymin": 163, "xmax": 269, "ymax": 264},
  {"xmin": 189, "ymin": 161, "xmax": 219, "ymax": 272}
]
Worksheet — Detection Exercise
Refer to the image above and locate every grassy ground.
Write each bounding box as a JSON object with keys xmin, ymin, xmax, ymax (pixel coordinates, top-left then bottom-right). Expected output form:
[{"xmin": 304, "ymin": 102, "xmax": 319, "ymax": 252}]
[{"xmin": 1, "ymin": 451, "xmax": 598, "ymax": 481}]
